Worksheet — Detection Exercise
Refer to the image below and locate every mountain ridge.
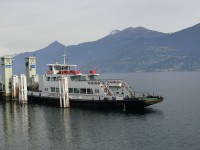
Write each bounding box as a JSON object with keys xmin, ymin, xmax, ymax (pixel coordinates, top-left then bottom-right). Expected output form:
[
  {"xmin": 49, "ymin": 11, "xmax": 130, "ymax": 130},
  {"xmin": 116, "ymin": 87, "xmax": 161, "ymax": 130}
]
[{"xmin": 4, "ymin": 23, "xmax": 200, "ymax": 74}]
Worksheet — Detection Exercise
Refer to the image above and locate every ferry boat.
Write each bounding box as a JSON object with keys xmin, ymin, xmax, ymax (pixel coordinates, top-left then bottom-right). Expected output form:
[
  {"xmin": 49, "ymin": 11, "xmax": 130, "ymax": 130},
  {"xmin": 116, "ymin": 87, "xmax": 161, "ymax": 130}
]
[{"xmin": 28, "ymin": 56, "xmax": 163, "ymax": 110}]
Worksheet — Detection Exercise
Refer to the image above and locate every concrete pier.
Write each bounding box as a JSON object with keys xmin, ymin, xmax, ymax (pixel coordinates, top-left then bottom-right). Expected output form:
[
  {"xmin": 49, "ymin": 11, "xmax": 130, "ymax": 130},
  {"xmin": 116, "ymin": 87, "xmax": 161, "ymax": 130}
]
[
  {"xmin": 25, "ymin": 57, "xmax": 37, "ymax": 90},
  {"xmin": 1, "ymin": 56, "xmax": 38, "ymax": 102},
  {"xmin": 0, "ymin": 56, "xmax": 13, "ymax": 98}
]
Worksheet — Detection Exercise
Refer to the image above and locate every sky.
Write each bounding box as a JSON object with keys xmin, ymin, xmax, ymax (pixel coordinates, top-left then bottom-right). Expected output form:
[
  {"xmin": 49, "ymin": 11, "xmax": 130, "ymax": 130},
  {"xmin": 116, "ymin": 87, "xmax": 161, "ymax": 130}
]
[{"xmin": 0, "ymin": 0, "xmax": 200, "ymax": 55}]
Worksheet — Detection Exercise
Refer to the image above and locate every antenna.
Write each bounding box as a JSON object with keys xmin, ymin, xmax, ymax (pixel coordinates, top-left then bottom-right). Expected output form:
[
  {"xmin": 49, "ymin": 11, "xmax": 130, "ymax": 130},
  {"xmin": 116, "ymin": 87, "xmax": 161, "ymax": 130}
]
[{"xmin": 63, "ymin": 47, "xmax": 68, "ymax": 65}]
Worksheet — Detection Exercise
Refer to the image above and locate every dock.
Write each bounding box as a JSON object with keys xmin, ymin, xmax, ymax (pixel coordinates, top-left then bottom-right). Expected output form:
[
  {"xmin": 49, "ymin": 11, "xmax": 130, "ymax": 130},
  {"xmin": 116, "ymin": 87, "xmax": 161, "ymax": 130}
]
[{"xmin": 0, "ymin": 56, "xmax": 69, "ymax": 108}]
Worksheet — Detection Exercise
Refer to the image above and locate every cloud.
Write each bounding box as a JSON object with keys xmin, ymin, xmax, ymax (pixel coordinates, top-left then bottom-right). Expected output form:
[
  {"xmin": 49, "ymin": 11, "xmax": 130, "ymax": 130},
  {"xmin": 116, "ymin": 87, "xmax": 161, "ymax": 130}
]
[
  {"xmin": 0, "ymin": 47, "xmax": 16, "ymax": 56},
  {"xmin": 0, "ymin": 0, "xmax": 200, "ymax": 54}
]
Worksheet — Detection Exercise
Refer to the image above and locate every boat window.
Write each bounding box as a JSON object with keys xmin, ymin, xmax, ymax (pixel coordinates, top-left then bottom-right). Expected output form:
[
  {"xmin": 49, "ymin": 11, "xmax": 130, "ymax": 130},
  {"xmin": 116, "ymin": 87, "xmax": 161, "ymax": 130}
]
[
  {"xmin": 70, "ymin": 76, "xmax": 74, "ymax": 81},
  {"xmin": 55, "ymin": 65, "xmax": 61, "ymax": 70},
  {"xmin": 74, "ymin": 88, "xmax": 79, "ymax": 93},
  {"xmin": 88, "ymin": 75, "xmax": 96, "ymax": 80},
  {"xmin": 47, "ymin": 77, "xmax": 50, "ymax": 81},
  {"xmin": 87, "ymin": 88, "xmax": 93, "ymax": 94},
  {"xmin": 45, "ymin": 88, "xmax": 48, "ymax": 91},
  {"xmin": 79, "ymin": 76, "xmax": 86, "ymax": 81},
  {"xmin": 63, "ymin": 66, "xmax": 70, "ymax": 70},
  {"xmin": 56, "ymin": 88, "xmax": 59, "ymax": 92},
  {"xmin": 95, "ymin": 89, "xmax": 99, "ymax": 93},
  {"xmin": 50, "ymin": 87, "xmax": 55, "ymax": 92},
  {"xmin": 69, "ymin": 88, "xmax": 73, "ymax": 93},
  {"xmin": 70, "ymin": 76, "xmax": 86, "ymax": 81},
  {"xmin": 49, "ymin": 66, "xmax": 53, "ymax": 71},
  {"xmin": 52, "ymin": 77, "xmax": 57, "ymax": 81},
  {"xmin": 57, "ymin": 76, "xmax": 61, "ymax": 80},
  {"xmin": 80, "ymin": 88, "xmax": 86, "ymax": 94}
]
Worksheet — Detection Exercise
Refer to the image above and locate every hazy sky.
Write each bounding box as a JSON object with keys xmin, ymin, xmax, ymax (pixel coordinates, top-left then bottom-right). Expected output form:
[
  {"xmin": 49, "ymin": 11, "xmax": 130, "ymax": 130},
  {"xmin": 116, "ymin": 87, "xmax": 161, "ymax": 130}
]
[{"xmin": 0, "ymin": 0, "xmax": 200, "ymax": 55}]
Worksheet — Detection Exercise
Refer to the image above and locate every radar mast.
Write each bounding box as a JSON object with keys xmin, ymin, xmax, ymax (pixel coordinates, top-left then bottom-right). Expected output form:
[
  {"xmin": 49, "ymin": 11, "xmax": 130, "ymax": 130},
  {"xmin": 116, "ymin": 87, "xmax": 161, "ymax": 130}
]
[{"xmin": 63, "ymin": 47, "xmax": 68, "ymax": 65}]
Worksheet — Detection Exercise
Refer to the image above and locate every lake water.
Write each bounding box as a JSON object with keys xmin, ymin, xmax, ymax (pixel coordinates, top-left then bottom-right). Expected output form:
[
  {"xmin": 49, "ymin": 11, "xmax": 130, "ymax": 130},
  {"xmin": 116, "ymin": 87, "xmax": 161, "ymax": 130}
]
[{"xmin": 1, "ymin": 72, "xmax": 200, "ymax": 150}]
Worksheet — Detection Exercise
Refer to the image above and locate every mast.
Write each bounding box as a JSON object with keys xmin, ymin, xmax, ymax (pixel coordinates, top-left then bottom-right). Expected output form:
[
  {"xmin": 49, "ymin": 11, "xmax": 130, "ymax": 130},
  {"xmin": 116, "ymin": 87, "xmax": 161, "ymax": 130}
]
[{"xmin": 63, "ymin": 47, "xmax": 68, "ymax": 65}]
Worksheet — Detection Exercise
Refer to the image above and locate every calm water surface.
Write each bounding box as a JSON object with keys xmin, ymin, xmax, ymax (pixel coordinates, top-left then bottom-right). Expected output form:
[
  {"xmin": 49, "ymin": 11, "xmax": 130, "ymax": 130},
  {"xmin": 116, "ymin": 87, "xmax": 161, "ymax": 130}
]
[{"xmin": 1, "ymin": 72, "xmax": 200, "ymax": 150}]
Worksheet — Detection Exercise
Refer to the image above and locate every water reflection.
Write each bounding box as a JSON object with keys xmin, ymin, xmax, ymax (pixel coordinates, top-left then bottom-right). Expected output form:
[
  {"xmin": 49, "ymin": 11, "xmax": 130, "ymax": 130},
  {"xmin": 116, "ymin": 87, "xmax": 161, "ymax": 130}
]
[
  {"xmin": 1, "ymin": 72, "xmax": 200, "ymax": 150},
  {"xmin": 40, "ymin": 107, "xmax": 73, "ymax": 149},
  {"xmin": 2, "ymin": 101, "xmax": 12, "ymax": 149},
  {"xmin": 0, "ymin": 101, "xmax": 31, "ymax": 149},
  {"xmin": 125, "ymin": 107, "xmax": 163, "ymax": 115},
  {"xmin": 0, "ymin": 100, "xmax": 164, "ymax": 150},
  {"xmin": 68, "ymin": 106, "xmax": 164, "ymax": 117}
]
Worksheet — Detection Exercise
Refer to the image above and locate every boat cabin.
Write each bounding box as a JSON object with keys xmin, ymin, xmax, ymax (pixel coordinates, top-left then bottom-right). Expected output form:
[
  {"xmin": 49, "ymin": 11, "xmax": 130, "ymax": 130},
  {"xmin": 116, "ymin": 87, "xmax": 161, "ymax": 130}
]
[
  {"xmin": 46, "ymin": 63, "xmax": 80, "ymax": 75},
  {"xmin": 46, "ymin": 63, "xmax": 99, "ymax": 81}
]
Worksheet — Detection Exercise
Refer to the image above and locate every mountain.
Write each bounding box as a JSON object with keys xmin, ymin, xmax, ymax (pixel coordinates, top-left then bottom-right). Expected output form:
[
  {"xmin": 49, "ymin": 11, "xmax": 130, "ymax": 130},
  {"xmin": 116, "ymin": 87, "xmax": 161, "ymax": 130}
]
[
  {"xmin": 7, "ymin": 23, "xmax": 200, "ymax": 74},
  {"xmin": 81, "ymin": 24, "xmax": 200, "ymax": 72},
  {"xmin": 12, "ymin": 41, "xmax": 66, "ymax": 74},
  {"xmin": 109, "ymin": 30, "xmax": 120, "ymax": 35}
]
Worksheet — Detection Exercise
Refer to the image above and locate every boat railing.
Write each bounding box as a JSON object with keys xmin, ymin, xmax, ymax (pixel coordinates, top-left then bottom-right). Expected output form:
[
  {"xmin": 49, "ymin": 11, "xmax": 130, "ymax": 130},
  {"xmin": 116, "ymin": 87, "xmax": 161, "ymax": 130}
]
[
  {"xmin": 134, "ymin": 92, "xmax": 150, "ymax": 98},
  {"xmin": 90, "ymin": 79, "xmax": 114, "ymax": 96},
  {"xmin": 99, "ymin": 79, "xmax": 135, "ymax": 97},
  {"xmin": 102, "ymin": 84, "xmax": 113, "ymax": 96},
  {"xmin": 134, "ymin": 92, "xmax": 161, "ymax": 98},
  {"xmin": 122, "ymin": 80, "xmax": 135, "ymax": 97}
]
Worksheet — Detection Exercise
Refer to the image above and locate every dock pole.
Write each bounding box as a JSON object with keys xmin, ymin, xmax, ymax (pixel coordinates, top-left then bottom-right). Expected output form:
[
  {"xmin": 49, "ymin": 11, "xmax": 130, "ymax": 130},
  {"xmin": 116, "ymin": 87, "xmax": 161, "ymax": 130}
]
[
  {"xmin": 59, "ymin": 76, "xmax": 69, "ymax": 108},
  {"xmin": 12, "ymin": 75, "xmax": 19, "ymax": 100},
  {"xmin": 18, "ymin": 74, "xmax": 27, "ymax": 102}
]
